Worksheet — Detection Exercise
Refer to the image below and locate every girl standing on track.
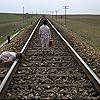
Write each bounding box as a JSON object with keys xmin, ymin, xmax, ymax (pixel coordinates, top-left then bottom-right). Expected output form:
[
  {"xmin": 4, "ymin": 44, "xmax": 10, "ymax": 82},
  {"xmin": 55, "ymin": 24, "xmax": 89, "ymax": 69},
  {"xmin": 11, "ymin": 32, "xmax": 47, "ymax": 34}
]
[{"xmin": 39, "ymin": 19, "xmax": 51, "ymax": 53}]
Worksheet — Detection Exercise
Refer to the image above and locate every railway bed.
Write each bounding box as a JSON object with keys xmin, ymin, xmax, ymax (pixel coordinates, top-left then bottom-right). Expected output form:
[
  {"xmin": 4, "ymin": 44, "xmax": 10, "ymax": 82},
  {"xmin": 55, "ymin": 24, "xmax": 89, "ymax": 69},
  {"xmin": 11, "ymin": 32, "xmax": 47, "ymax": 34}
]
[{"xmin": 0, "ymin": 18, "xmax": 100, "ymax": 99}]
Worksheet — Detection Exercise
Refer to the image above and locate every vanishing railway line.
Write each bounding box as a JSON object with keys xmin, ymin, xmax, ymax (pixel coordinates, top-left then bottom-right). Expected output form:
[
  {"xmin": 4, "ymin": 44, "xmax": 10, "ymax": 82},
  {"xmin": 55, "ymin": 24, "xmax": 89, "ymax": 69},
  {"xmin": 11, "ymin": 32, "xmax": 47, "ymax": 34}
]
[{"xmin": 0, "ymin": 17, "xmax": 100, "ymax": 99}]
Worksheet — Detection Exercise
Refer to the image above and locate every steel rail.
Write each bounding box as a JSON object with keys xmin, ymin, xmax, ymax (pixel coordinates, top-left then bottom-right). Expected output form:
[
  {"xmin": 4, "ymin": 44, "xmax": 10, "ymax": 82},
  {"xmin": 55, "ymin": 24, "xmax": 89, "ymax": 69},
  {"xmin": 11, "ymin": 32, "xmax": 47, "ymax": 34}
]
[
  {"xmin": 0, "ymin": 18, "xmax": 42, "ymax": 98},
  {"xmin": 47, "ymin": 18, "xmax": 100, "ymax": 93}
]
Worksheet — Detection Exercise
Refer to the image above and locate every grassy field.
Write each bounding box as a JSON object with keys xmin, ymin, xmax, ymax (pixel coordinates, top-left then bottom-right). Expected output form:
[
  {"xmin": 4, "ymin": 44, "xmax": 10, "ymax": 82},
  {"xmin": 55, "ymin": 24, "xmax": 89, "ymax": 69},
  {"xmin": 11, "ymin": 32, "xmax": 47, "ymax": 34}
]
[
  {"xmin": 51, "ymin": 15, "xmax": 100, "ymax": 51},
  {"xmin": 0, "ymin": 13, "xmax": 39, "ymax": 44}
]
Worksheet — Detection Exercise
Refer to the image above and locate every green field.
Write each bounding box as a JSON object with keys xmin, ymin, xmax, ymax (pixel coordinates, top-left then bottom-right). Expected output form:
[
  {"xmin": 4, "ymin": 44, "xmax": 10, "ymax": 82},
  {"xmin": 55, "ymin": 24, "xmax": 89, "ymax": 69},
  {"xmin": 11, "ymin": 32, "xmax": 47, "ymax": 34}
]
[
  {"xmin": 51, "ymin": 15, "xmax": 100, "ymax": 51},
  {"xmin": 1, "ymin": 14, "xmax": 100, "ymax": 51},
  {"xmin": 0, "ymin": 13, "xmax": 39, "ymax": 44}
]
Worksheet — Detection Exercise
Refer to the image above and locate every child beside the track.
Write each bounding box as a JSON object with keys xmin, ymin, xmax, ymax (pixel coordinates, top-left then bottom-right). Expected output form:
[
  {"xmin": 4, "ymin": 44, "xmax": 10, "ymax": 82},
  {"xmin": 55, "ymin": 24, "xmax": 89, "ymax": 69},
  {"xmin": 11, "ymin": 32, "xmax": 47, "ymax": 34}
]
[{"xmin": 0, "ymin": 51, "xmax": 22, "ymax": 67}]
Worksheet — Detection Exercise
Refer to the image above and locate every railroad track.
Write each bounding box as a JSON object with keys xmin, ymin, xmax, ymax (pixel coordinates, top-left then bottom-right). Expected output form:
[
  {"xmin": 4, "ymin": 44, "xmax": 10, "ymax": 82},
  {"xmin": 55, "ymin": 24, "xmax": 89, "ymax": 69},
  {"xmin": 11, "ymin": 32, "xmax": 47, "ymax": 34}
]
[{"xmin": 0, "ymin": 17, "xmax": 100, "ymax": 99}]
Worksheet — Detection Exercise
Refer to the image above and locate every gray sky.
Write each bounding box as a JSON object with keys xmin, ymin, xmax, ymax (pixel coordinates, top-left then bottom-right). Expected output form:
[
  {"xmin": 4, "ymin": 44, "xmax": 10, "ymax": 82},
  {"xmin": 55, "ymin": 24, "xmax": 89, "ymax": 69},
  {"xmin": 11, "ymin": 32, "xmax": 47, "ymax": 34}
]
[{"xmin": 0, "ymin": 0, "xmax": 100, "ymax": 14}]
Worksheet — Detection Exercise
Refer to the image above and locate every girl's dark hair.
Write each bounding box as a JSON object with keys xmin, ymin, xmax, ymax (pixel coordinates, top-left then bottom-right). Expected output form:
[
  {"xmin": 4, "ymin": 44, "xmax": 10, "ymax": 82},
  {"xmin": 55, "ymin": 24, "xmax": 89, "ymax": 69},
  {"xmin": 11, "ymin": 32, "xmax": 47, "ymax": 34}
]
[
  {"xmin": 0, "ymin": 59, "xmax": 2, "ymax": 63},
  {"xmin": 42, "ymin": 20, "xmax": 47, "ymax": 25},
  {"xmin": 16, "ymin": 53, "xmax": 22, "ymax": 59}
]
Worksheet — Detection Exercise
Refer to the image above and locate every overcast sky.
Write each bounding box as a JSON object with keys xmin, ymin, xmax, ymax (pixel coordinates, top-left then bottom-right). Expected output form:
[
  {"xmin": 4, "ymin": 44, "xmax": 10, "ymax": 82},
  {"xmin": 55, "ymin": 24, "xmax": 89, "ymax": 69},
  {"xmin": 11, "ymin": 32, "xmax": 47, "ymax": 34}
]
[{"xmin": 0, "ymin": 0, "xmax": 100, "ymax": 14}]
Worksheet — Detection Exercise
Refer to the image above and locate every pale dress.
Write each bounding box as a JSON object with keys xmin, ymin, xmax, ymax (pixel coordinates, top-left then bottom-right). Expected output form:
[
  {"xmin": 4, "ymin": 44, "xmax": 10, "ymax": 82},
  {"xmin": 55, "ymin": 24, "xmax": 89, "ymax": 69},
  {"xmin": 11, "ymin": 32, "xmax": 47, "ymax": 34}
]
[
  {"xmin": 39, "ymin": 25, "xmax": 51, "ymax": 51},
  {"xmin": 0, "ymin": 51, "xmax": 16, "ymax": 62}
]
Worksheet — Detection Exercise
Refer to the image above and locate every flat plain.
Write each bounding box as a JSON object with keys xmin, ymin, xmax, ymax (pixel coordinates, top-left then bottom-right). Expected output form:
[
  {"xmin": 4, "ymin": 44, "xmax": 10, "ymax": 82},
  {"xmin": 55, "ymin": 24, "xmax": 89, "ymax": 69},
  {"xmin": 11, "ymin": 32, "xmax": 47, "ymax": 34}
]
[
  {"xmin": 53, "ymin": 15, "xmax": 100, "ymax": 51},
  {"xmin": 0, "ymin": 13, "xmax": 38, "ymax": 44}
]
